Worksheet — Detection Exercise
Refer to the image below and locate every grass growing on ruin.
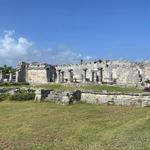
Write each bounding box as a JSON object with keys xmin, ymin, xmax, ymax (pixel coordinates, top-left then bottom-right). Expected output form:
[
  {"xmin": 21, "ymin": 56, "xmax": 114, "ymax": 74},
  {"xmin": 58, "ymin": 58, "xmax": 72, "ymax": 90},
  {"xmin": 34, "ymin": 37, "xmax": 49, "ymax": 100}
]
[
  {"xmin": 0, "ymin": 83, "xmax": 143, "ymax": 93},
  {"xmin": 0, "ymin": 101, "xmax": 150, "ymax": 150},
  {"xmin": 36, "ymin": 83, "xmax": 76, "ymax": 91},
  {"xmin": 0, "ymin": 82, "xmax": 31, "ymax": 88},
  {"xmin": 36, "ymin": 83, "xmax": 143, "ymax": 93},
  {"xmin": 80, "ymin": 85, "xmax": 143, "ymax": 93}
]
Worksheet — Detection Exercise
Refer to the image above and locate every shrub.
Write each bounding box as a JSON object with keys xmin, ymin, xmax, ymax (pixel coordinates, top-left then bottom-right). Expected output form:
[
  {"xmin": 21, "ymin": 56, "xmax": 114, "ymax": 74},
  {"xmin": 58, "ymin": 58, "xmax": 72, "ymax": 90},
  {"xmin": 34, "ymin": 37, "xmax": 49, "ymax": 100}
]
[
  {"xmin": 10, "ymin": 82, "xmax": 30, "ymax": 86},
  {"xmin": 145, "ymin": 80, "xmax": 150, "ymax": 84},
  {"xmin": 0, "ymin": 94, "xmax": 9, "ymax": 101},
  {"xmin": 0, "ymin": 82, "xmax": 29, "ymax": 86},
  {"xmin": 9, "ymin": 91, "xmax": 35, "ymax": 101}
]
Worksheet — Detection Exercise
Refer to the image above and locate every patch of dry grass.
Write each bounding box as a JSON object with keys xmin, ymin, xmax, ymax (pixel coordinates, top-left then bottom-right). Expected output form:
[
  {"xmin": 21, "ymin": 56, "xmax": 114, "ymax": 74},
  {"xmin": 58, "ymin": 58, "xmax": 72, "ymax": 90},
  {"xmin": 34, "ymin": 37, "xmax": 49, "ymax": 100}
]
[{"xmin": 0, "ymin": 101, "xmax": 150, "ymax": 150}]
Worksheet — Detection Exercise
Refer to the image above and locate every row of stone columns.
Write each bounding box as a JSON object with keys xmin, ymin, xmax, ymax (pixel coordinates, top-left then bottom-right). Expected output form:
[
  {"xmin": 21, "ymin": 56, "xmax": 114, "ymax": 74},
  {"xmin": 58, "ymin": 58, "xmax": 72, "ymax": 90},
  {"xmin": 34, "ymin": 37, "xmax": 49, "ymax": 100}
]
[
  {"xmin": 56, "ymin": 69, "xmax": 70, "ymax": 83},
  {"xmin": 56, "ymin": 68, "xmax": 103, "ymax": 84},
  {"xmin": 91, "ymin": 68, "xmax": 103, "ymax": 83},
  {"xmin": 0, "ymin": 71, "xmax": 14, "ymax": 82}
]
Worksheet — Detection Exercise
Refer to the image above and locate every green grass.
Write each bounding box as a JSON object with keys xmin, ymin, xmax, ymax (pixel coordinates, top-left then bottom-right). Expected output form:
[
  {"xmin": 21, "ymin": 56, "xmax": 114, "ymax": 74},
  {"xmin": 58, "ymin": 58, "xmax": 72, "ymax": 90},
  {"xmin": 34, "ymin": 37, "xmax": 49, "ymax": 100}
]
[
  {"xmin": 36, "ymin": 83, "xmax": 143, "ymax": 93},
  {"xmin": 0, "ymin": 82, "xmax": 30, "ymax": 88},
  {"xmin": 0, "ymin": 101, "xmax": 150, "ymax": 150},
  {"xmin": 0, "ymin": 85, "xmax": 30, "ymax": 88},
  {"xmin": 0, "ymin": 82, "xmax": 142, "ymax": 93},
  {"xmin": 36, "ymin": 83, "xmax": 76, "ymax": 91}
]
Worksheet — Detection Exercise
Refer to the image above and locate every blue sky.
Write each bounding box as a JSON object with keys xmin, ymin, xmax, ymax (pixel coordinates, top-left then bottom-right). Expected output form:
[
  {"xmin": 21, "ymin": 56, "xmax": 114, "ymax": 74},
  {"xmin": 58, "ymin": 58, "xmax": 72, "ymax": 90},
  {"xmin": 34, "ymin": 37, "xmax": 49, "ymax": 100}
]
[{"xmin": 0, "ymin": 0, "xmax": 150, "ymax": 65}]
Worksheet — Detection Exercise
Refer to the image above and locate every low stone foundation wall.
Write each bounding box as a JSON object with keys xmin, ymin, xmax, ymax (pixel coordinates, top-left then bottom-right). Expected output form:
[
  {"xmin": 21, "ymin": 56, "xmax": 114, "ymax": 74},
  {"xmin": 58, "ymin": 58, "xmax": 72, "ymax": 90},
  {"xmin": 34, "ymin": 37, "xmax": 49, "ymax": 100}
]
[
  {"xmin": 2, "ymin": 88, "xmax": 149, "ymax": 107},
  {"xmin": 81, "ymin": 91, "xmax": 150, "ymax": 107},
  {"xmin": 34, "ymin": 89, "xmax": 150, "ymax": 107},
  {"xmin": 34, "ymin": 89, "xmax": 81, "ymax": 105}
]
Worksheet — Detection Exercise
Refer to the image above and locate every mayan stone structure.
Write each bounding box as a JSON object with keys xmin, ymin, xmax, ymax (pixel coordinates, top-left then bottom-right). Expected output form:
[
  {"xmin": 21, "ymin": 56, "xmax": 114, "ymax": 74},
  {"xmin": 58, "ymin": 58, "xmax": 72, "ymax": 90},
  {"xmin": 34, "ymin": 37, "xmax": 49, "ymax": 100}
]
[
  {"xmin": 16, "ymin": 62, "xmax": 56, "ymax": 84},
  {"xmin": 15, "ymin": 59, "xmax": 150, "ymax": 86}
]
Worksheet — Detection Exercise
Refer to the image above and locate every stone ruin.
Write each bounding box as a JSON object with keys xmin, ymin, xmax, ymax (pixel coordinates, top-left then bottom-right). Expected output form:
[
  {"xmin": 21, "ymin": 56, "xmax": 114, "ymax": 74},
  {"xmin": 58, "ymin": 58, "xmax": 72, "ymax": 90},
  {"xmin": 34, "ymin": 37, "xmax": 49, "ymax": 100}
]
[
  {"xmin": 0, "ymin": 86, "xmax": 150, "ymax": 107},
  {"xmin": 0, "ymin": 70, "xmax": 15, "ymax": 83},
  {"xmin": 34, "ymin": 89, "xmax": 81, "ymax": 105},
  {"xmin": 14, "ymin": 59, "xmax": 150, "ymax": 87},
  {"xmin": 15, "ymin": 62, "xmax": 56, "ymax": 83},
  {"xmin": 34, "ymin": 88, "xmax": 150, "ymax": 107}
]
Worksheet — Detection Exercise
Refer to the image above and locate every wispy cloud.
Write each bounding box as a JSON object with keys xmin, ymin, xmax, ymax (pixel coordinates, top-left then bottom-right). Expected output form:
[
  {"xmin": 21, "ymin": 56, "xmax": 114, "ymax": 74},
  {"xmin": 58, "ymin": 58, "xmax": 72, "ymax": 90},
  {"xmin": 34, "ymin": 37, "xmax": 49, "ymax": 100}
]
[{"xmin": 0, "ymin": 30, "xmax": 94, "ymax": 66}]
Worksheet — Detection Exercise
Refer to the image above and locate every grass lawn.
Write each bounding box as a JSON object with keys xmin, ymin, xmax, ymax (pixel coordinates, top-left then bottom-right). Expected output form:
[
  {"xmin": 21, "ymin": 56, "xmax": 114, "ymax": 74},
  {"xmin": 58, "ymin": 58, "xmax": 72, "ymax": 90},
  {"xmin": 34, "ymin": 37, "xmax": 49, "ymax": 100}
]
[
  {"xmin": 0, "ymin": 83, "xmax": 143, "ymax": 93},
  {"xmin": 36, "ymin": 83, "xmax": 143, "ymax": 93},
  {"xmin": 0, "ymin": 101, "xmax": 150, "ymax": 150}
]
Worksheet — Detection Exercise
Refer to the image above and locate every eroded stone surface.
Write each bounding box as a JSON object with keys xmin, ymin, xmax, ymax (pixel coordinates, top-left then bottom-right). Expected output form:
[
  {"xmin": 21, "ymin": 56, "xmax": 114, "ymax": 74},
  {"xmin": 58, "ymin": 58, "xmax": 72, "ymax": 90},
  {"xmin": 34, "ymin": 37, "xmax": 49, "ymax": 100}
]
[
  {"xmin": 34, "ymin": 89, "xmax": 150, "ymax": 107},
  {"xmin": 15, "ymin": 60, "xmax": 150, "ymax": 86}
]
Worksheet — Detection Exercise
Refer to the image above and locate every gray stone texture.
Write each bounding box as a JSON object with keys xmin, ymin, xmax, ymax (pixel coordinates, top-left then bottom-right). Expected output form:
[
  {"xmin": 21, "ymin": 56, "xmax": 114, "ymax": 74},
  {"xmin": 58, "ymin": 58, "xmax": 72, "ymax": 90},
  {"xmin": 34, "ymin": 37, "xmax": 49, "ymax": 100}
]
[
  {"xmin": 34, "ymin": 89, "xmax": 150, "ymax": 107},
  {"xmin": 80, "ymin": 91, "xmax": 150, "ymax": 107},
  {"xmin": 15, "ymin": 60, "xmax": 150, "ymax": 86}
]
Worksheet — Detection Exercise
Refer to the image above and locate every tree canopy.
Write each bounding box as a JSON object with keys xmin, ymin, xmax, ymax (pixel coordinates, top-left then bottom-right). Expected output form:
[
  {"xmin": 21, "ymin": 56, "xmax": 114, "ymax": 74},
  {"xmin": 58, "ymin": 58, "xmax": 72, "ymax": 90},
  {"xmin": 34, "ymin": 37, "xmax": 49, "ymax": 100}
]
[{"xmin": 0, "ymin": 65, "xmax": 16, "ymax": 74}]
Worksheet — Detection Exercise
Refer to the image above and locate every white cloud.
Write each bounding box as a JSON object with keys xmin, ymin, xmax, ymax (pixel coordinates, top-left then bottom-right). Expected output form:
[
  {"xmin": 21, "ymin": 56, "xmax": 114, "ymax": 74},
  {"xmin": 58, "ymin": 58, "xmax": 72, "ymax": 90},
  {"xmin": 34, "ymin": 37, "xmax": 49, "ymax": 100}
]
[
  {"xmin": 0, "ymin": 31, "xmax": 34, "ymax": 59},
  {"xmin": 0, "ymin": 30, "xmax": 94, "ymax": 66}
]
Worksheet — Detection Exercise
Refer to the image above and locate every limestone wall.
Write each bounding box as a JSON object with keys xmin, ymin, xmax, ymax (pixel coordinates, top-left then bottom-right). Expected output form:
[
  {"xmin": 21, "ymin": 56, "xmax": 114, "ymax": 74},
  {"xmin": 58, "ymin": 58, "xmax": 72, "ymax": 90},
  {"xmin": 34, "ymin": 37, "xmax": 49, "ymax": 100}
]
[
  {"xmin": 15, "ymin": 60, "xmax": 150, "ymax": 86},
  {"xmin": 16, "ymin": 62, "xmax": 28, "ymax": 82},
  {"xmin": 27, "ymin": 69, "xmax": 48, "ymax": 84},
  {"xmin": 35, "ymin": 89, "xmax": 81, "ymax": 105},
  {"xmin": 34, "ymin": 89, "xmax": 150, "ymax": 107},
  {"xmin": 16, "ymin": 62, "xmax": 56, "ymax": 84},
  {"xmin": 81, "ymin": 91, "xmax": 150, "ymax": 107},
  {"xmin": 55, "ymin": 60, "xmax": 144, "ymax": 86}
]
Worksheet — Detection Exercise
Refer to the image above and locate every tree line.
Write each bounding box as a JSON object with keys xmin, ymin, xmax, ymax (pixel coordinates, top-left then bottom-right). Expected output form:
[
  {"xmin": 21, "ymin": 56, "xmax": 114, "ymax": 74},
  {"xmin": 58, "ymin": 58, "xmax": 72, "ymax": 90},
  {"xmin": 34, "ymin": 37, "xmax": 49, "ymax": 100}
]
[{"xmin": 0, "ymin": 65, "xmax": 16, "ymax": 74}]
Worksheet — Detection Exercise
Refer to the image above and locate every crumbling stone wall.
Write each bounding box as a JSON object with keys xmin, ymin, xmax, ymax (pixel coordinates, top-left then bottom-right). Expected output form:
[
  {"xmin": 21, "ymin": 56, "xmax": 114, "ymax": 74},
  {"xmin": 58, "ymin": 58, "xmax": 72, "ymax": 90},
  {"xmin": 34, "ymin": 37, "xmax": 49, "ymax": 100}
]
[
  {"xmin": 27, "ymin": 62, "xmax": 56, "ymax": 84},
  {"xmin": 16, "ymin": 62, "xmax": 28, "ymax": 82},
  {"xmin": 55, "ymin": 60, "xmax": 144, "ymax": 86},
  {"xmin": 34, "ymin": 89, "xmax": 150, "ymax": 107},
  {"xmin": 16, "ymin": 62, "xmax": 56, "ymax": 84},
  {"xmin": 34, "ymin": 89, "xmax": 81, "ymax": 105},
  {"xmin": 16, "ymin": 60, "xmax": 150, "ymax": 86},
  {"xmin": 81, "ymin": 91, "xmax": 150, "ymax": 107}
]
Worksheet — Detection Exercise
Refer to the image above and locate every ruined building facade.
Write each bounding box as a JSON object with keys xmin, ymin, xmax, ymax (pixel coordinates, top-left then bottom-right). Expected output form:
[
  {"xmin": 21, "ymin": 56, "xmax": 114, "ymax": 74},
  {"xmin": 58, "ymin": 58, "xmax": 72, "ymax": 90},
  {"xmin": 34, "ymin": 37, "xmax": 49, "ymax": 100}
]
[
  {"xmin": 15, "ymin": 60, "xmax": 150, "ymax": 86},
  {"xmin": 16, "ymin": 62, "xmax": 55, "ymax": 84}
]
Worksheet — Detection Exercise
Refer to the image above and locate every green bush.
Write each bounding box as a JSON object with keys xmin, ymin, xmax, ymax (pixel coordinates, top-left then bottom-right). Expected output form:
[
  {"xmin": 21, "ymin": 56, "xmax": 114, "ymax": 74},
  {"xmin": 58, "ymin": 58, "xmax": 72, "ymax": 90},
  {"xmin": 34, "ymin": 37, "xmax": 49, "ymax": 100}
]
[
  {"xmin": 9, "ymin": 82, "xmax": 30, "ymax": 86},
  {"xmin": 9, "ymin": 92, "xmax": 35, "ymax": 101},
  {"xmin": 0, "ymin": 94, "xmax": 9, "ymax": 101},
  {"xmin": 145, "ymin": 80, "xmax": 150, "ymax": 84},
  {"xmin": 0, "ymin": 82, "xmax": 29, "ymax": 86}
]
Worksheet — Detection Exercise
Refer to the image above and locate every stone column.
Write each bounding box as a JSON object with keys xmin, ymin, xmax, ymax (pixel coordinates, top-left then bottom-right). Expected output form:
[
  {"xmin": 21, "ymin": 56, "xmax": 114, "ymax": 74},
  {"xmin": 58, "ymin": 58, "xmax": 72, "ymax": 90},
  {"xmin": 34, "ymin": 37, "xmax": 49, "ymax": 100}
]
[
  {"xmin": 92, "ymin": 71, "xmax": 94, "ymax": 82},
  {"xmin": 61, "ymin": 71, "xmax": 64, "ymax": 83},
  {"xmin": 9, "ymin": 72, "xmax": 13, "ymax": 82},
  {"xmin": 98, "ymin": 68, "xmax": 103, "ymax": 84},
  {"xmin": 83, "ymin": 68, "xmax": 87, "ymax": 83},
  {"xmin": 68, "ymin": 69, "xmax": 73, "ymax": 83},
  {"xmin": 56, "ymin": 69, "xmax": 61, "ymax": 83},
  {"xmin": 15, "ymin": 70, "xmax": 19, "ymax": 82}
]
